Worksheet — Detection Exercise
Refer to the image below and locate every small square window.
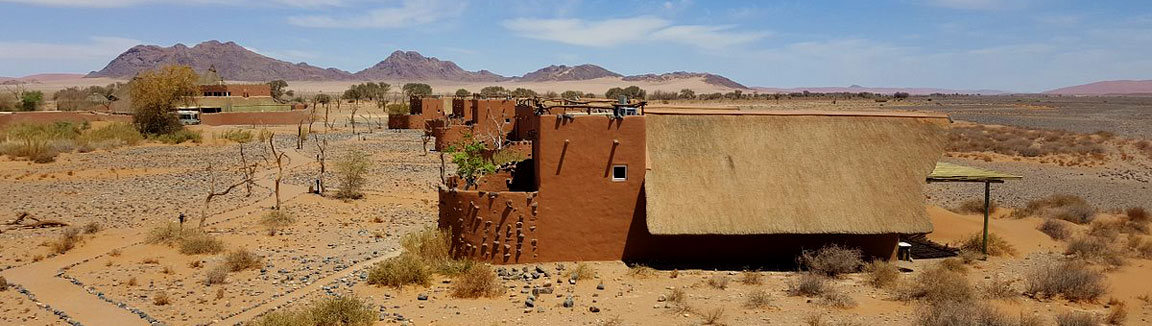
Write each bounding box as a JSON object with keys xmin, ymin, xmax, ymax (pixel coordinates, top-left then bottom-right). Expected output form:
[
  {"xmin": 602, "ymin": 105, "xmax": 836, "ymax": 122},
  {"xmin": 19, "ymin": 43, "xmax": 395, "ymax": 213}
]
[{"xmin": 612, "ymin": 165, "xmax": 627, "ymax": 181}]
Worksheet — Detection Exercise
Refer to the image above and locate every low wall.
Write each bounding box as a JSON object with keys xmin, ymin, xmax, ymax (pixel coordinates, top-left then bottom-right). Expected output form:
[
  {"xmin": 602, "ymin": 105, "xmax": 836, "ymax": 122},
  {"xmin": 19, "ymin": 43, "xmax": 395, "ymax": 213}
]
[
  {"xmin": 0, "ymin": 111, "xmax": 131, "ymax": 130},
  {"xmin": 200, "ymin": 110, "xmax": 311, "ymax": 126},
  {"xmin": 432, "ymin": 125, "xmax": 472, "ymax": 151},
  {"xmin": 387, "ymin": 114, "xmax": 424, "ymax": 130},
  {"xmin": 439, "ymin": 190, "xmax": 540, "ymax": 264}
]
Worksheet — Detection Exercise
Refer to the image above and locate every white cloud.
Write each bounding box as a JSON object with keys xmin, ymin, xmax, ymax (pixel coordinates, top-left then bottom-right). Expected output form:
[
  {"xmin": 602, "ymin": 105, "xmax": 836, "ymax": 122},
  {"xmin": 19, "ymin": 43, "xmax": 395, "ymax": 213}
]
[
  {"xmin": 0, "ymin": 0, "xmax": 345, "ymax": 8},
  {"xmin": 502, "ymin": 16, "xmax": 765, "ymax": 49},
  {"xmin": 288, "ymin": 0, "xmax": 464, "ymax": 29},
  {"xmin": 0, "ymin": 37, "xmax": 140, "ymax": 59},
  {"xmin": 921, "ymin": 0, "xmax": 1031, "ymax": 11}
]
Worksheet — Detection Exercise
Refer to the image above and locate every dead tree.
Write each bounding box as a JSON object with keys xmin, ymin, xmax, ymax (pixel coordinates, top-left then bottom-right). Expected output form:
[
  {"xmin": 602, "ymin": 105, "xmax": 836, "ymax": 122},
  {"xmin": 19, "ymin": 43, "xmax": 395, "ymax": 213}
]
[
  {"xmin": 296, "ymin": 121, "xmax": 304, "ymax": 150},
  {"xmin": 268, "ymin": 133, "xmax": 288, "ymax": 211},
  {"xmin": 201, "ymin": 144, "xmax": 258, "ymax": 228},
  {"xmin": 313, "ymin": 134, "xmax": 328, "ymax": 194},
  {"xmin": 350, "ymin": 105, "xmax": 359, "ymax": 135}
]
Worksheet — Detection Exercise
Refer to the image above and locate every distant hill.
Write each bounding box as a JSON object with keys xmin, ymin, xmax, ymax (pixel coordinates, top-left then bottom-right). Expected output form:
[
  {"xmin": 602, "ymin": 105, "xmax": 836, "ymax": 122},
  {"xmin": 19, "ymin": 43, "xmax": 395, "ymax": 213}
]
[
  {"xmin": 752, "ymin": 85, "xmax": 1007, "ymax": 95},
  {"xmin": 624, "ymin": 72, "xmax": 747, "ymax": 89},
  {"xmin": 517, "ymin": 64, "xmax": 621, "ymax": 82},
  {"xmin": 352, "ymin": 51, "xmax": 506, "ymax": 82},
  {"xmin": 84, "ymin": 40, "xmax": 750, "ymax": 89},
  {"xmin": 1044, "ymin": 80, "xmax": 1152, "ymax": 95},
  {"xmin": 86, "ymin": 41, "xmax": 350, "ymax": 81}
]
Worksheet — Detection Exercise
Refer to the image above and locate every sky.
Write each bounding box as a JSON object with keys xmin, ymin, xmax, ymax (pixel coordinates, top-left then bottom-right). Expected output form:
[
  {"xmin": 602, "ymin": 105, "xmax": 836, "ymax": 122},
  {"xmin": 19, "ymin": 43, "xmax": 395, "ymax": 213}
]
[{"xmin": 0, "ymin": 0, "xmax": 1150, "ymax": 92}]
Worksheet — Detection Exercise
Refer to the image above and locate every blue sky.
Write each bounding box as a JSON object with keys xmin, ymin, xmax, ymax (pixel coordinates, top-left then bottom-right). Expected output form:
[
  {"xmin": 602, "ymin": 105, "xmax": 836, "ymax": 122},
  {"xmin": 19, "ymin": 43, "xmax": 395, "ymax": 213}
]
[{"xmin": 0, "ymin": 0, "xmax": 1149, "ymax": 92}]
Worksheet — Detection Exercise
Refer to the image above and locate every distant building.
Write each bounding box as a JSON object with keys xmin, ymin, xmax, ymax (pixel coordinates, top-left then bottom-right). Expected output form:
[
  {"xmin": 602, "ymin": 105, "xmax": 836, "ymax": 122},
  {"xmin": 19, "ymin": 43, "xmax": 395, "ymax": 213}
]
[
  {"xmin": 110, "ymin": 66, "xmax": 289, "ymax": 114},
  {"xmin": 434, "ymin": 100, "xmax": 950, "ymax": 265}
]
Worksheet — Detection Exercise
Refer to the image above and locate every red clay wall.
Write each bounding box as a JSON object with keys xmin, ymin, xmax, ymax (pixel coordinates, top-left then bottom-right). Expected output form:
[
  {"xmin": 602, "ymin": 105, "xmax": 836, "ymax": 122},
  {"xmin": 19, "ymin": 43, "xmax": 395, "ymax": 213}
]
[
  {"xmin": 432, "ymin": 125, "xmax": 472, "ymax": 151},
  {"xmin": 200, "ymin": 111, "xmax": 310, "ymax": 126},
  {"xmin": 387, "ymin": 114, "xmax": 424, "ymax": 130},
  {"xmin": 439, "ymin": 190, "xmax": 541, "ymax": 263},
  {"xmin": 0, "ymin": 112, "xmax": 131, "ymax": 130},
  {"xmin": 472, "ymin": 99, "xmax": 516, "ymax": 139},
  {"xmin": 452, "ymin": 98, "xmax": 474, "ymax": 121}
]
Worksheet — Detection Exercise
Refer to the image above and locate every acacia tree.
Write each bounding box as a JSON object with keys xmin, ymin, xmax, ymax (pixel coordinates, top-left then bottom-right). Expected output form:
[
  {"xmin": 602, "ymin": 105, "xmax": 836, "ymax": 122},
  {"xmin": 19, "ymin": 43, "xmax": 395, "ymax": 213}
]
[
  {"xmin": 455, "ymin": 89, "xmax": 471, "ymax": 97},
  {"xmin": 130, "ymin": 65, "xmax": 198, "ymax": 134},
  {"xmin": 402, "ymin": 83, "xmax": 432, "ymax": 98},
  {"xmin": 268, "ymin": 80, "xmax": 288, "ymax": 102},
  {"xmin": 479, "ymin": 86, "xmax": 508, "ymax": 97}
]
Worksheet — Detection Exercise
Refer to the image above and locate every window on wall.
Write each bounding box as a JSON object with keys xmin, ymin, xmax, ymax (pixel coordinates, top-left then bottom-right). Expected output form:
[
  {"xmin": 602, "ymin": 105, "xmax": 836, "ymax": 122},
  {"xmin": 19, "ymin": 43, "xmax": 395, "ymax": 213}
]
[{"xmin": 612, "ymin": 165, "xmax": 627, "ymax": 181}]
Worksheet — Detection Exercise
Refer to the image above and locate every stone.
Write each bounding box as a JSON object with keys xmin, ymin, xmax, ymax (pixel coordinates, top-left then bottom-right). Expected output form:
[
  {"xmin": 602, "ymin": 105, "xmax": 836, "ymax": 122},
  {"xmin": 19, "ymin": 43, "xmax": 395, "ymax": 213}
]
[
  {"xmin": 417, "ymin": 293, "xmax": 428, "ymax": 301},
  {"xmin": 589, "ymin": 306, "xmax": 600, "ymax": 313},
  {"xmin": 562, "ymin": 295, "xmax": 574, "ymax": 308},
  {"xmin": 596, "ymin": 283, "xmax": 605, "ymax": 290}
]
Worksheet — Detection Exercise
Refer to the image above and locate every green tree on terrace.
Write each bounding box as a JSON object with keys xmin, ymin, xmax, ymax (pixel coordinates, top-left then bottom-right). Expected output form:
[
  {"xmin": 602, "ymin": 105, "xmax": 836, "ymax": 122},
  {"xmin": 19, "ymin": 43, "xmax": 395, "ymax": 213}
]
[
  {"xmin": 510, "ymin": 88, "xmax": 537, "ymax": 97},
  {"xmin": 455, "ymin": 88, "xmax": 471, "ymax": 97},
  {"xmin": 559, "ymin": 90, "xmax": 583, "ymax": 99},
  {"xmin": 678, "ymin": 88, "xmax": 696, "ymax": 99},
  {"xmin": 605, "ymin": 85, "xmax": 646, "ymax": 100},
  {"xmin": 130, "ymin": 65, "xmax": 198, "ymax": 134},
  {"xmin": 478, "ymin": 86, "xmax": 508, "ymax": 97},
  {"xmin": 267, "ymin": 80, "xmax": 288, "ymax": 102},
  {"xmin": 402, "ymin": 83, "xmax": 432, "ymax": 98},
  {"xmin": 20, "ymin": 90, "xmax": 43, "ymax": 111},
  {"xmin": 446, "ymin": 134, "xmax": 496, "ymax": 187}
]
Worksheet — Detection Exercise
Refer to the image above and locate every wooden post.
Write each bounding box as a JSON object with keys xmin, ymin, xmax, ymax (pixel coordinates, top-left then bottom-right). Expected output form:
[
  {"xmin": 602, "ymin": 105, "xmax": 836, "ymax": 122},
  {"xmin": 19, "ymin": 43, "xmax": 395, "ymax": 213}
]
[{"xmin": 982, "ymin": 180, "xmax": 991, "ymax": 255}]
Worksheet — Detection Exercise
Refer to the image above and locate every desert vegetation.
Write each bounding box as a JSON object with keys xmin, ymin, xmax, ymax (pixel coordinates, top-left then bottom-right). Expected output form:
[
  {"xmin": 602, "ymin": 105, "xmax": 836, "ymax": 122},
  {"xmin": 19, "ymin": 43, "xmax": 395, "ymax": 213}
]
[
  {"xmin": 333, "ymin": 150, "xmax": 370, "ymax": 200},
  {"xmin": 0, "ymin": 121, "xmax": 146, "ymax": 163},
  {"xmin": 946, "ymin": 124, "xmax": 1110, "ymax": 165},
  {"xmin": 366, "ymin": 228, "xmax": 494, "ymax": 295},
  {"xmin": 248, "ymin": 296, "xmax": 376, "ymax": 326}
]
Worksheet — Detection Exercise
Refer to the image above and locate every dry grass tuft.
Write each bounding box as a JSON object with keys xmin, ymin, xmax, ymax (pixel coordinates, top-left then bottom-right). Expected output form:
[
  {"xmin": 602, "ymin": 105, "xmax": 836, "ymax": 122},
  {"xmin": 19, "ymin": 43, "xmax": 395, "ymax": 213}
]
[
  {"xmin": 938, "ymin": 257, "xmax": 970, "ymax": 273},
  {"xmin": 127, "ymin": 277, "xmax": 138, "ymax": 286},
  {"xmin": 260, "ymin": 210, "xmax": 296, "ymax": 236},
  {"xmin": 247, "ymin": 296, "xmax": 376, "ymax": 326},
  {"xmin": 959, "ymin": 233, "xmax": 1016, "ymax": 257},
  {"xmin": 1039, "ymin": 219, "xmax": 1073, "ymax": 240},
  {"xmin": 1013, "ymin": 194, "xmax": 1096, "ymax": 223},
  {"xmin": 367, "ymin": 253, "xmax": 430, "ymax": 288},
  {"xmin": 109, "ymin": 248, "xmax": 121, "ymax": 257},
  {"xmin": 1127, "ymin": 207, "xmax": 1149, "ymax": 224},
  {"xmin": 566, "ymin": 263, "xmax": 598, "ymax": 281},
  {"xmin": 895, "ymin": 265, "xmax": 974, "ymax": 303},
  {"xmin": 50, "ymin": 227, "xmax": 83, "ymax": 254},
  {"xmin": 1066, "ymin": 235, "xmax": 1126, "ymax": 267},
  {"xmin": 205, "ymin": 266, "xmax": 228, "ymax": 285},
  {"xmin": 401, "ymin": 228, "xmax": 474, "ymax": 276},
  {"xmin": 666, "ymin": 288, "xmax": 686, "ymax": 304},
  {"xmin": 706, "ymin": 275, "xmax": 730, "ymax": 289},
  {"xmin": 0, "ymin": 276, "xmax": 7, "ymax": 291},
  {"xmin": 1024, "ymin": 260, "xmax": 1107, "ymax": 302},
  {"xmin": 864, "ymin": 260, "xmax": 900, "ymax": 288},
  {"xmin": 981, "ymin": 275, "xmax": 1018, "ymax": 299},
  {"xmin": 146, "ymin": 222, "xmax": 194, "ymax": 244},
  {"xmin": 82, "ymin": 222, "xmax": 101, "ymax": 234},
  {"xmin": 740, "ymin": 270, "xmax": 762, "ymax": 285},
  {"xmin": 788, "ymin": 273, "xmax": 830, "ymax": 297},
  {"xmin": 627, "ymin": 264, "xmax": 657, "ymax": 279},
  {"xmin": 800, "ymin": 244, "xmax": 863, "ymax": 277},
  {"xmin": 1106, "ymin": 301, "xmax": 1127, "ymax": 325},
  {"xmin": 743, "ymin": 289, "xmax": 773, "ymax": 309},
  {"xmin": 916, "ymin": 300, "xmax": 1014, "ymax": 326},
  {"xmin": 954, "ymin": 198, "xmax": 998, "ymax": 215},
  {"xmin": 223, "ymin": 248, "xmax": 261, "ymax": 272},
  {"xmin": 1055, "ymin": 311, "xmax": 1097, "ymax": 326},
  {"xmin": 816, "ymin": 289, "xmax": 857, "ymax": 309},
  {"xmin": 152, "ymin": 292, "xmax": 170, "ymax": 306},
  {"xmin": 701, "ymin": 307, "xmax": 725, "ymax": 325},
  {"xmin": 178, "ymin": 233, "xmax": 225, "ymax": 255},
  {"xmin": 450, "ymin": 264, "xmax": 503, "ymax": 298}
]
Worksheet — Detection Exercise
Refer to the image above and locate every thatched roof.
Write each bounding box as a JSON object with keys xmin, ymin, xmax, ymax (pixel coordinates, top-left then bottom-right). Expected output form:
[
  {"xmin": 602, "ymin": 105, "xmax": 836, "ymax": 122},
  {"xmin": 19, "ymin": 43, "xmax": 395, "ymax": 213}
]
[
  {"xmin": 643, "ymin": 110, "xmax": 950, "ymax": 235},
  {"xmin": 929, "ymin": 162, "xmax": 1021, "ymax": 182}
]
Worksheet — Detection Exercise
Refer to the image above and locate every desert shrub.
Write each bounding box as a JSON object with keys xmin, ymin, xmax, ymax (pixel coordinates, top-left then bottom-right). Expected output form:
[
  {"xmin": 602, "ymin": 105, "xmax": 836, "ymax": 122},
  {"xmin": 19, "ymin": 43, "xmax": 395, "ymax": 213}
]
[
  {"xmin": 147, "ymin": 222, "xmax": 194, "ymax": 244},
  {"xmin": 740, "ymin": 270, "xmax": 762, "ymax": 285},
  {"xmin": 959, "ymin": 233, "xmax": 1016, "ymax": 256},
  {"xmin": 1066, "ymin": 236, "xmax": 1125, "ymax": 266},
  {"xmin": 79, "ymin": 222, "xmax": 101, "ymax": 234},
  {"xmin": 701, "ymin": 307, "xmax": 725, "ymax": 325},
  {"xmin": 178, "ymin": 233, "xmax": 226, "ymax": 255},
  {"xmin": 1127, "ymin": 207, "xmax": 1149, "ymax": 224},
  {"xmin": 450, "ymin": 264, "xmax": 503, "ymax": 298},
  {"xmin": 0, "ymin": 276, "xmax": 7, "ymax": 291},
  {"xmin": 864, "ymin": 260, "xmax": 900, "ymax": 288},
  {"xmin": 817, "ymin": 289, "xmax": 857, "ymax": 309},
  {"xmin": 1039, "ymin": 219, "xmax": 1072, "ymax": 240},
  {"xmin": 1127, "ymin": 235, "xmax": 1152, "ymax": 259},
  {"xmin": 566, "ymin": 263, "xmax": 598, "ymax": 281},
  {"xmin": 788, "ymin": 273, "xmax": 830, "ymax": 297},
  {"xmin": 153, "ymin": 291, "xmax": 171, "ymax": 306},
  {"xmin": 205, "ymin": 265, "xmax": 228, "ymax": 285},
  {"xmin": 400, "ymin": 228, "xmax": 474, "ymax": 275},
  {"xmin": 0, "ymin": 122, "xmax": 82, "ymax": 162},
  {"xmin": 954, "ymin": 198, "xmax": 997, "ymax": 215},
  {"xmin": 78, "ymin": 122, "xmax": 142, "ymax": 150},
  {"xmin": 333, "ymin": 150, "xmax": 370, "ymax": 200},
  {"xmin": 385, "ymin": 103, "xmax": 409, "ymax": 115},
  {"xmin": 50, "ymin": 227, "xmax": 83, "ymax": 254},
  {"xmin": 896, "ymin": 265, "xmax": 974, "ymax": 303},
  {"xmin": 1055, "ymin": 311, "xmax": 1097, "ymax": 326},
  {"xmin": 260, "ymin": 210, "xmax": 296, "ymax": 235},
  {"xmin": 938, "ymin": 257, "xmax": 970, "ymax": 273},
  {"xmin": 366, "ymin": 253, "xmax": 430, "ymax": 288},
  {"xmin": 916, "ymin": 300, "xmax": 1013, "ymax": 326},
  {"xmin": 980, "ymin": 276, "xmax": 1018, "ymax": 299},
  {"xmin": 220, "ymin": 129, "xmax": 253, "ymax": 143},
  {"xmin": 153, "ymin": 129, "xmax": 202, "ymax": 144},
  {"xmin": 1014, "ymin": 194, "xmax": 1096, "ymax": 223},
  {"xmin": 666, "ymin": 288, "xmax": 686, "ymax": 304},
  {"xmin": 248, "ymin": 296, "xmax": 376, "ymax": 326},
  {"xmin": 799, "ymin": 244, "xmax": 863, "ymax": 277},
  {"xmin": 706, "ymin": 275, "xmax": 730, "ymax": 289},
  {"xmin": 744, "ymin": 289, "xmax": 773, "ymax": 309},
  {"xmin": 1106, "ymin": 301, "xmax": 1127, "ymax": 325},
  {"xmin": 1024, "ymin": 261, "xmax": 1107, "ymax": 302},
  {"xmin": 626, "ymin": 264, "xmax": 657, "ymax": 279},
  {"xmin": 223, "ymin": 248, "xmax": 261, "ymax": 272}
]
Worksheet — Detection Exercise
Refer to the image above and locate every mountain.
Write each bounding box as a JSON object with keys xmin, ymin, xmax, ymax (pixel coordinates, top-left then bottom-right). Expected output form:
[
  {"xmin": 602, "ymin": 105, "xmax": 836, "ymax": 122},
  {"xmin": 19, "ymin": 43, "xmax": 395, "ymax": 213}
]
[
  {"xmin": 352, "ymin": 51, "xmax": 506, "ymax": 82},
  {"xmin": 751, "ymin": 85, "xmax": 1007, "ymax": 95},
  {"xmin": 1044, "ymin": 80, "xmax": 1152, "ymax": 95},
  {"xmin": 86, "ymin": 40, "xmax": 351, "ymax": 81},
  {"xmin": 623, "ymin": 72, "xmax": 748, "ymax": 89},
  {"xmin": 517, "ymin": 64, "xmax": 621, "ymax": 82}
]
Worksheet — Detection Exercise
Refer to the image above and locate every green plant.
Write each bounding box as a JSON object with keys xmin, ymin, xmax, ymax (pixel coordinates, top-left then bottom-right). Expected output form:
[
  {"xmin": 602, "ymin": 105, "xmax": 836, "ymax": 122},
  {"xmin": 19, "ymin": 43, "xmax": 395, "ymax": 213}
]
[
  {"xmin": 333, "ymin": 150, "xmax": 370, "ymax": 200},
  {"xmin": 130, "ymin": 65, "xmax": 198, "ymax": 135},
  {"xmin": 446, "ymin": 134, "xmax": 496, "ymax": 187}
]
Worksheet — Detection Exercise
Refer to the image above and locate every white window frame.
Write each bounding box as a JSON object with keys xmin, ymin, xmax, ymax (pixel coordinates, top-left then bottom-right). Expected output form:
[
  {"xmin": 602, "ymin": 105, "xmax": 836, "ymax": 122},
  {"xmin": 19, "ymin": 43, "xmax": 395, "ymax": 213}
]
[{"xmin": 612, "ymin": 164, "xmax": 627, "ymax": 181}]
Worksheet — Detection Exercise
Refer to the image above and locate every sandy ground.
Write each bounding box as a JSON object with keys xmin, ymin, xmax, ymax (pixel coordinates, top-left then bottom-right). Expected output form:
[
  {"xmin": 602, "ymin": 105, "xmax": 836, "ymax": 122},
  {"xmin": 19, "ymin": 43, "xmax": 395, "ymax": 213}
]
[{"xmin": 1, "ymin": 100, "xmax": 1150, "ymax": 326}]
